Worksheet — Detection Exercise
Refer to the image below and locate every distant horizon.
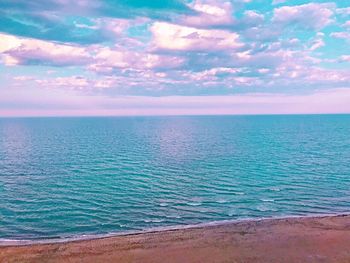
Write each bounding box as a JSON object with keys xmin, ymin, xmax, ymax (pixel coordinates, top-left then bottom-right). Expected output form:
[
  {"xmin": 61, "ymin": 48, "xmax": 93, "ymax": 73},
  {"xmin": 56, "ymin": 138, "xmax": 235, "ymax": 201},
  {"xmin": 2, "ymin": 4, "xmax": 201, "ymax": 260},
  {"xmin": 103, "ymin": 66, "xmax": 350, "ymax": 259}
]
[{"xmin": 1, "ymin": 112, "xmax": 350, "ymax": 118}]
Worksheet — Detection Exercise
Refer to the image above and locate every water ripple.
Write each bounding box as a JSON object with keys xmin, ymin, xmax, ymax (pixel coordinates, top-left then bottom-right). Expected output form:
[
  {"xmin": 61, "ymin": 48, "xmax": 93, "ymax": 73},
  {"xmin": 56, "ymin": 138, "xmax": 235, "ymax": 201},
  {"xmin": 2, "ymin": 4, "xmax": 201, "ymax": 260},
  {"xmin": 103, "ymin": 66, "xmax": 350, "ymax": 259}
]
[{"xmin": 0, "ymin": 115, "xmax": 350, "ymax": 240}]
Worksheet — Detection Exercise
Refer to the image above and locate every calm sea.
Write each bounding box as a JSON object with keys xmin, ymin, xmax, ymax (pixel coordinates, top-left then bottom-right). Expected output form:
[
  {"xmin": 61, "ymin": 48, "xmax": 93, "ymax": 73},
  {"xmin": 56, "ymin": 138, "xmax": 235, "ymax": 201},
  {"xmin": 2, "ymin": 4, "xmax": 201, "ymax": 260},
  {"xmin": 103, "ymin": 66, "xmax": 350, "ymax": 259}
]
[{"xmin": 0, "ymin": 115, "xmax": 349, "ymax": 241}]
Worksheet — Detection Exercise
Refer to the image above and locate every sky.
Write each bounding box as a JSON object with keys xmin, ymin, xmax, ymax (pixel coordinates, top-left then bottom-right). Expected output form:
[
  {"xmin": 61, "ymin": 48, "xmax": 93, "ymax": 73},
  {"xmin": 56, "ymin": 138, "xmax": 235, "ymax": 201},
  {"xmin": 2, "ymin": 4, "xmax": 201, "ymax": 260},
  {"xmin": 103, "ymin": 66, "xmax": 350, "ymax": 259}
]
[{"xmin": 0, "ymin": 0, "xmax": 349, "ymax": 116}]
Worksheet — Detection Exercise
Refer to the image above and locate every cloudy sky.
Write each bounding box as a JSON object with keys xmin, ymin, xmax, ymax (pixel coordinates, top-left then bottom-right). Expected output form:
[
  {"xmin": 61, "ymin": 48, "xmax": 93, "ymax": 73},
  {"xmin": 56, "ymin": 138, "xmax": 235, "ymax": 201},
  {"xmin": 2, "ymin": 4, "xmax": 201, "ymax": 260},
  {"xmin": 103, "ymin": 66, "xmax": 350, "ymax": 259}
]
[{"xmin": 0, "ymin": 0, "xmax": 349, "ymax": 116}]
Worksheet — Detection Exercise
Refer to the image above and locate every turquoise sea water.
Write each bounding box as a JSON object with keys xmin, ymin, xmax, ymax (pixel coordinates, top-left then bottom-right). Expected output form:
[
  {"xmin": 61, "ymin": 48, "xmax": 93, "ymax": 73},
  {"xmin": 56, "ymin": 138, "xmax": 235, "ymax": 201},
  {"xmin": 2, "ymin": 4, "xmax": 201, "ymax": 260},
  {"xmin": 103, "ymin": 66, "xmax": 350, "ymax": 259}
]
[{"xmin": 0, "ymin": 115, "xmax": 350, "ymax": 241}]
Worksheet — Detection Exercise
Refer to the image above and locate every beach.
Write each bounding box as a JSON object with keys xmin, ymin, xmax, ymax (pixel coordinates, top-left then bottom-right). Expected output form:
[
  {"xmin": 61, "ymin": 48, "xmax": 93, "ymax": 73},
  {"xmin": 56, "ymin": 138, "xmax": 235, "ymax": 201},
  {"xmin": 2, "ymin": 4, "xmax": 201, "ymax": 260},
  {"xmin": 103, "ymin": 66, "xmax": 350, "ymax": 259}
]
[{"xmin": 1, "ymin": 214, "xmax": 350, "ymax": 262}]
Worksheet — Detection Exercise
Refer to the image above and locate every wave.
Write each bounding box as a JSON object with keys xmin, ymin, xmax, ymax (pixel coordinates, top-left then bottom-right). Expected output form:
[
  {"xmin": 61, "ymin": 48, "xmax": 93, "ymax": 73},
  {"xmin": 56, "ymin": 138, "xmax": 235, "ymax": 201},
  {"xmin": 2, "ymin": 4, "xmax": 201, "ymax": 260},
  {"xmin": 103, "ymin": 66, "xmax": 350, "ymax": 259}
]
[
  {"xmin": 186, "ymin": 202, "xmax": 202, "ymax": 206},
  {"xmin": 260, "ymin": 198, "xmax": 275, "ymax": 202}
]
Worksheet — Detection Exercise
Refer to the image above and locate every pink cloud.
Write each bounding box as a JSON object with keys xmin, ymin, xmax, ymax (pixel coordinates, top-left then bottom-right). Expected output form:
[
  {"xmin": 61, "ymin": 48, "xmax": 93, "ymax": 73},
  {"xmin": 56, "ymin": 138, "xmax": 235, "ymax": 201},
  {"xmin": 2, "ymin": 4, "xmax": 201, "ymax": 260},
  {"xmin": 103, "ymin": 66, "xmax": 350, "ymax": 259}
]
[
  {"xmin": 331, "ymin": 32, "xmax": 350, "ymax": 42},
  {"xmin": 272, "ymin": 3, "xmax": 334, "ymax": 30},
  {"xmin": 309, "ymin": 32, "xmax": 325, "ymax": 51},
  {"xmin": 89, "ymin": 47, "xmax": 185, "ymax": 73},
  {"xmin": 0, "ymin": 32, "xmax": 185, "ymax": 72},
  {"xmin": 336, "ymin": 7, "xmax": 350, "ymax": 15},
  {"xmin": 339, "ymin": 55, "xmax": 350, "ymax": 62},
  {"xmin": 36, "ymin": 76, "xmax": 90, "ymax": 90},
  {"xmin": 0, "ymin": 33, "xmax": 90, "ymax": 66},
  {"xmin": 343, "ymin": 21, "xmax": 350, "ymax": 29},
  {"xmin": 243, "ymin": 10, "xmax": 264, "ymax": 25}
]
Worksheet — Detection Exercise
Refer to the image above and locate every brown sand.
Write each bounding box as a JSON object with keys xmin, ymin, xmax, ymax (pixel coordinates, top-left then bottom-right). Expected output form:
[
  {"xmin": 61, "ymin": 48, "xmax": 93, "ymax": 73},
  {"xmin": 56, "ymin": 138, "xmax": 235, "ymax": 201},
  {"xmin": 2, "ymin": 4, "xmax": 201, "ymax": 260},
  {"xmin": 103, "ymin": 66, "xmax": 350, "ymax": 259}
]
[{"xmin": 1, "ymin": 215, "xmax": 350, "ymax": 263}]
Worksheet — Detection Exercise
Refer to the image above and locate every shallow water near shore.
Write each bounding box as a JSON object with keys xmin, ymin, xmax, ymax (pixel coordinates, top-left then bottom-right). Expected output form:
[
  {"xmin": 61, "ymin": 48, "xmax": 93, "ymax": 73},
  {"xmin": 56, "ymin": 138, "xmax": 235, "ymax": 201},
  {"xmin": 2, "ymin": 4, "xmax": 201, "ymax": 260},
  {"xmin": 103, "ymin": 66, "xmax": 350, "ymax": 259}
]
[
  {"xmin": 1, "ymin": 115, "xmax": 350, "ymax": 240},
  {"xmin": 1, "ymin": 213, "xmax": 349, "ymax": 246}
]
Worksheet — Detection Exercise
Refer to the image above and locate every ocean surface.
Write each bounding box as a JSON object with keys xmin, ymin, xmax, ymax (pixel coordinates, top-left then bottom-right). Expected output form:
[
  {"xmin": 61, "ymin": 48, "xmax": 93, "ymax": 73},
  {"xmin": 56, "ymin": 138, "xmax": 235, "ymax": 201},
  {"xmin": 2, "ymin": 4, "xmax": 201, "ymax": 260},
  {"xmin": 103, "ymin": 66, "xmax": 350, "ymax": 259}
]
[{"xmin": 0, "ymin": 115, "xmax": 350, "ymax": 241}]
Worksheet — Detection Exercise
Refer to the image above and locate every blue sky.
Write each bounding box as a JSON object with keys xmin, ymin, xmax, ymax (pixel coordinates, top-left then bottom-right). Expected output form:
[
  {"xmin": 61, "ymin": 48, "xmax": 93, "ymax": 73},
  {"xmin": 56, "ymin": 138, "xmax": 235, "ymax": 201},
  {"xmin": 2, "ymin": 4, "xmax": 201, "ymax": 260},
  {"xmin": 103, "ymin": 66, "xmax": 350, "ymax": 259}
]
[{"xmin": 0, "ymin": 0, "xmax": 349, "ymax": 116}]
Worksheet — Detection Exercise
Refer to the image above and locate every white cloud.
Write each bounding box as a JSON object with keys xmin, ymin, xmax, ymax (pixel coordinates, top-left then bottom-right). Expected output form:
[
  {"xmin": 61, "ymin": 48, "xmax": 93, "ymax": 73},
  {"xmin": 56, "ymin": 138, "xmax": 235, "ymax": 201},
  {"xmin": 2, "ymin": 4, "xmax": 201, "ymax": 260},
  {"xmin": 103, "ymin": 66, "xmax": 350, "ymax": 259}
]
[
  {"xmin": 150, "ymin": 22, "xmax": 243, "ymax": 52},
  {"xmin": 182, "ymin": 1, "xmax": 234, "ymax": 28}
]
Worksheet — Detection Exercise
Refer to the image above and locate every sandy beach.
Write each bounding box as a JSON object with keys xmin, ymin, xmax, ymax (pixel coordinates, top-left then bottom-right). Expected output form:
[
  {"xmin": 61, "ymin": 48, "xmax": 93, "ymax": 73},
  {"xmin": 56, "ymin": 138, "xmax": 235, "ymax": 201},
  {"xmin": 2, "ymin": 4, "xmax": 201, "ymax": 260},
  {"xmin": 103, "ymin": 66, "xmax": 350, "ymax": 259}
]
[{"xmin": 1, "ymin": 214, "xmax": 350, "ymax": 262}]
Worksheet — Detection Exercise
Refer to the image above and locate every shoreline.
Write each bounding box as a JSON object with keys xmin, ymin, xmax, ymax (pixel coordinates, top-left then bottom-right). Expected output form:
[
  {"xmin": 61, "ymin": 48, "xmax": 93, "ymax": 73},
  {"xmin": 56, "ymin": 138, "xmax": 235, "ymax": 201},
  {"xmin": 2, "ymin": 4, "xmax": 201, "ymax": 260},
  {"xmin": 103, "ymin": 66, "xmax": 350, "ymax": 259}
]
[
  {"xmin": 1, "ymin": 212, "xmax": 350, "ymax": 246},
  {"xmin": 1, "ymin": 214, "xmax": 350, "ymax": 262}
]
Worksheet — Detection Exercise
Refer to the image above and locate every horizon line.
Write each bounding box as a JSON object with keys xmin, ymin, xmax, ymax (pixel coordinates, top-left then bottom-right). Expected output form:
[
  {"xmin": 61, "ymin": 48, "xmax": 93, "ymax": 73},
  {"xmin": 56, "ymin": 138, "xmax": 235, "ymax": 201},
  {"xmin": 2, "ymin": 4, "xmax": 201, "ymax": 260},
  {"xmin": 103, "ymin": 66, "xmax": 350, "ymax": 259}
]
[{"xmin": 1, "ymin": 112, "xmax": 350, "ymax": 119}]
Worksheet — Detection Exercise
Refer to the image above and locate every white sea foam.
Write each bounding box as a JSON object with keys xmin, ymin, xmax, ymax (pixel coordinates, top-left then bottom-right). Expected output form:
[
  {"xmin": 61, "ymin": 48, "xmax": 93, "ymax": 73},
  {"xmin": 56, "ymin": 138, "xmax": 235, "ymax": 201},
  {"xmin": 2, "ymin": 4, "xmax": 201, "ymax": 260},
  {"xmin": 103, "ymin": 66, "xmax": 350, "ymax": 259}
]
[
  {"xmin": 186, "ymin": 202, "xmax": 202, "ymax": 206},
  {"xmin": 144, "ymin": 219, "xmax": 164, "ymax": 223},
  {"xmin": 261, "ymin": 198, "xmax": 275, "ymax": 202},
  {"xmin": 216, "ymin": 199, "xmax": 228, "ymax": 203}
]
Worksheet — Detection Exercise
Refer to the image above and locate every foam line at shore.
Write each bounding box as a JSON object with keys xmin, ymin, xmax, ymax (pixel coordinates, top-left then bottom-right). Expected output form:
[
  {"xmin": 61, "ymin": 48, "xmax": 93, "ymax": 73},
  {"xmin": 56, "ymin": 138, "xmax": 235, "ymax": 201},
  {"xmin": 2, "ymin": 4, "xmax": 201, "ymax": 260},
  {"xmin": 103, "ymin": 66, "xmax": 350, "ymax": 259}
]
[{"xmin": 1, "ymin": 212, "xmax": 349, "ymax": 247}]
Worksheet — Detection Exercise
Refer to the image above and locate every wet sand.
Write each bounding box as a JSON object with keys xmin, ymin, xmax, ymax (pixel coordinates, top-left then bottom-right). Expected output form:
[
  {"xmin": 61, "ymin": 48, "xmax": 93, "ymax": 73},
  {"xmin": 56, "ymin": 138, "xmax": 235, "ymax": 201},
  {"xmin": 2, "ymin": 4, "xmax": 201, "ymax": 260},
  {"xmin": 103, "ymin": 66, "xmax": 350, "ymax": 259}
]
[{"xmin": 1, "ymin": 215, "xmax": 350, "ymax": 263}]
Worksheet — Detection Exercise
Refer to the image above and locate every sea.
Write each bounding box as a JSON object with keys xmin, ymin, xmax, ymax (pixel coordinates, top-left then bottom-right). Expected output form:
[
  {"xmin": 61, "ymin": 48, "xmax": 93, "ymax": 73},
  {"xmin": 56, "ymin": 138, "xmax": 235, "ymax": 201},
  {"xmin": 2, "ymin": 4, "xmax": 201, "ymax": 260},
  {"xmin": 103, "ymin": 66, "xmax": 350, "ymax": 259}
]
[{"xmin": 0, "ymin": 115, "xmax": 349, "ymax": 242}]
